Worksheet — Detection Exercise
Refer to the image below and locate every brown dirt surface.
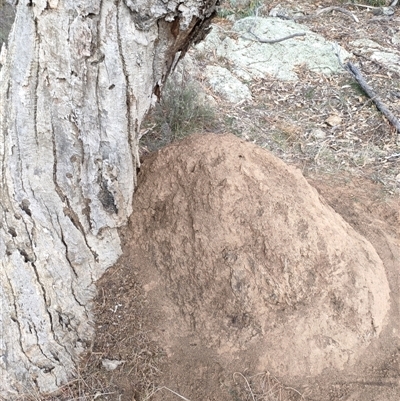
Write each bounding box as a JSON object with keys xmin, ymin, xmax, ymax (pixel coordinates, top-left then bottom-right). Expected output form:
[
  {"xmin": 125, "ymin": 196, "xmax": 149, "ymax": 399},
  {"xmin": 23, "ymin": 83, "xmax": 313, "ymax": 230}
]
[
  {"xmin": 132, "ymin": 133, "xmax": 390, "ymax": 378},
  {"xmin": 75, "ymin": 133, "xmax": 399, "ymax": 401}
]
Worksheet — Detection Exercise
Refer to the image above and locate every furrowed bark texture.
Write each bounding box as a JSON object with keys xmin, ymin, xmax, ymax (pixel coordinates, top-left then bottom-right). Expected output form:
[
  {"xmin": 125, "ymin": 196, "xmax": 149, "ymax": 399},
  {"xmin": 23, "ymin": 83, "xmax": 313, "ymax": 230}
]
[{"xmin": 0, "ymin": 0, "xmax": 217, "ymax": 396}]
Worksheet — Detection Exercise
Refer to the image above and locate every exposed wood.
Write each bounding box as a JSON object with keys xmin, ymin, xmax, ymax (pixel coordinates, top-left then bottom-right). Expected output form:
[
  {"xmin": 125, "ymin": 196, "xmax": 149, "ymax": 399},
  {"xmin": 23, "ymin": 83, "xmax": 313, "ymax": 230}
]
[{"xmin": 346, "ymin": 61, "xmax": 400, "ymax": 133}]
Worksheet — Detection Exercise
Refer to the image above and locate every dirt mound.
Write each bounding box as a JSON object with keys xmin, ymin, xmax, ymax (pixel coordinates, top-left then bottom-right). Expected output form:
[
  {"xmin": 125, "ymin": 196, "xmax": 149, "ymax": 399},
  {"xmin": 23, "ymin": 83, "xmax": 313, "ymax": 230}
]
[{"xmin": 130, "ymin": 133, "xmax": 390, "ymax": 380}]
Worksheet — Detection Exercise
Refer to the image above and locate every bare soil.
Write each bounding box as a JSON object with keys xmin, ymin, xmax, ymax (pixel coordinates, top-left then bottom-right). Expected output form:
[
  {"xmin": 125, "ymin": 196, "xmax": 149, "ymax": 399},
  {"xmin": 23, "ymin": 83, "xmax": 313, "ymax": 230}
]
[{"xmin": 72, "ymin": 132, "xmax": 399, "ymax": 401}]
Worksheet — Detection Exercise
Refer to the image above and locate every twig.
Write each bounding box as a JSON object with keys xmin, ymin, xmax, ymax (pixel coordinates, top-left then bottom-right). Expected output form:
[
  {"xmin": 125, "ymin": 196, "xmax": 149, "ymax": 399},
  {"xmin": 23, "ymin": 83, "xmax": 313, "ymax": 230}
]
[
  {"xmin": 346, "ymin": 61, "xmax": 400, "ymax": 133},
  {"xmin": 284, "ymin": 385, "xmax": 305, "ymax": 399},
  {"xmin": 347, "ymin": 2, "xmax": 396, "ymax": 17},
  {"xmin": 345, "ymin": 2, "xmax": 380, "ymax": 9},
  {"xmin": 233, "ymin": 372, "xmax": 256, "ymax": 401},
  {"xmin": 385, "ymin": 153, "xmax": 400, "ymax": 160},
  {"xmin": 248, "ymin": 29, "xmax": 306, "ymax": 44},
  {"xmin": 315, "ymin": 6, "xmax": 359, "ymax": 22},
  {"xmin": 350, "ymin": 1, "xmax": 398, "ymax": 8},
  {"xmin": 144, "ymin": 386, "xmax": 192, "ymax": 401},
  {"xmin": 297, "ymin": 6, "xmax": 359, "ymax": 23}
]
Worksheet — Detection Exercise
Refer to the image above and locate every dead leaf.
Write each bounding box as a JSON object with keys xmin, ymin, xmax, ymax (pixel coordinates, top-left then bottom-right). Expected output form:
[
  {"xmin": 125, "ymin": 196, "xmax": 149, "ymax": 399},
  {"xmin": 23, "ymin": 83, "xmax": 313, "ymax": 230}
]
[{"xmin": 325, "ymin": 115, "xmax": 342, "ymax": 127}]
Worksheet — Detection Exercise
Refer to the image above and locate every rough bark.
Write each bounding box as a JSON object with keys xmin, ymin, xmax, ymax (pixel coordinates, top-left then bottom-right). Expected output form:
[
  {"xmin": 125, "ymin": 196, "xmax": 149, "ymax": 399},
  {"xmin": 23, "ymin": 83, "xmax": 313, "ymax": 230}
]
[{"xmin": 0, "ymin": 0, "xmax": 217, "ymax": 396}]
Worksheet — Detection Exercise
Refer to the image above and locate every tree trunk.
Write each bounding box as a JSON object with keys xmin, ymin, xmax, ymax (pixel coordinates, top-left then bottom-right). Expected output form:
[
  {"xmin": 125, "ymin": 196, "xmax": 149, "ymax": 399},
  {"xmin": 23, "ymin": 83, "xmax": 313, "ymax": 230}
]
[{"xmin": 0, "ymin": 0, "xmax": 217, "ymax": 396}]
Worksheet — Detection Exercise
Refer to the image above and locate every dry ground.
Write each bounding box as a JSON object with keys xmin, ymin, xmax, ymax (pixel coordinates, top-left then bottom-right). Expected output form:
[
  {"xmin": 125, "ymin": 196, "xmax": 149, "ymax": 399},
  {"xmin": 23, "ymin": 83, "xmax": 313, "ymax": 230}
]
[{"xmin": 70, "ymin": 144, "xmax": 399, "ymax": 401}]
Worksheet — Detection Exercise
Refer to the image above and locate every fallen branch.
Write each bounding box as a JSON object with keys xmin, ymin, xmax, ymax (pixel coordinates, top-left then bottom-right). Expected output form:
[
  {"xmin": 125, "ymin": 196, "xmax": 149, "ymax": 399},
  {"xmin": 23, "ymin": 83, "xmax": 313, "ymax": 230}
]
[
  {"xmin": 297, "ymin": 6, "xmax": 359, "ymax": 23},
  {"xmin": 248, "ymin": 29, "xmax": 306, "ymax": 44},
  {"xmin": 345, "ymin": 3, "xmax": 395, "ymax": 17},
  {"xmin": 346, "ymin": 61, "xmax": 400, "ymax": 133},
  {"xmin": 385, "ymin": 153, "xmax": 400, "ymax": 160},
  {"xmin": 347, "ymin": 1, "xmax": 397, "ymax": 10},
  {"xmin": 345, "ymin": 2, "xmax": 380, "ymax": 9}
]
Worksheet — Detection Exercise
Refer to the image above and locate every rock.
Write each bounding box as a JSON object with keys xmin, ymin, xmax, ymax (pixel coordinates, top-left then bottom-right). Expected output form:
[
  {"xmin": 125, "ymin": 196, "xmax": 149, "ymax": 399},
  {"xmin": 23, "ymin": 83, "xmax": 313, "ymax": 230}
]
[
  {"xmin": 392, "ymin": 32, "xmax": 400, "ymax": 46},
  {"xmin": 205, "ymin": 65, "xmax": 252, "ymax": 103},
  {"xmin": 131, "ymin": 133, "xmax": 390, "ymax": 378},
  {"xmin": 325, "ymin": 115, "xmax": 342, "ymax": 127},
  {"xmin": 372, "ymin": 6, "xmax": 395, "ymax": 16},
  {"xmin": 101, "ymin": 359, "xmax": 125, "ymax": 371},
  {"xmin": 197, "ymin": 92, "xmax": 218, "ymax": 108},
  {"xmin": 185, "ymin": 17, "xmax": 350, "ymax": 102},
  {"xmin": 269, "ymin": 5, "xmax": 292, "ymax": 19},
  {"xmin": 199, "ymin": 17, "xmax": 350, "ymax": 82},
  {"xmin": 172, "ymin": 52, "xmax": 197, "ymax": 78},
  {"xmin": 194, "ymin": 26, "xmax": 223, "ymax": 56},
  {"xmin": 311, "ymin": 128, "xmax": 327, "ymax": 139}
]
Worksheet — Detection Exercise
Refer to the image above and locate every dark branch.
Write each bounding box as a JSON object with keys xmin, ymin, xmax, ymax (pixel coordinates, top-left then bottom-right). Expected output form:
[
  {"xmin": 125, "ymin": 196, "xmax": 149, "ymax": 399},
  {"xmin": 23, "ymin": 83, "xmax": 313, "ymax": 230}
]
[
  {"xmin": 248, "ymin": 30, "xmax": 306, "ymax": 44},
  {"xmin": 346, "ymin": 61, "xmax": 400, "ymax": 133}
]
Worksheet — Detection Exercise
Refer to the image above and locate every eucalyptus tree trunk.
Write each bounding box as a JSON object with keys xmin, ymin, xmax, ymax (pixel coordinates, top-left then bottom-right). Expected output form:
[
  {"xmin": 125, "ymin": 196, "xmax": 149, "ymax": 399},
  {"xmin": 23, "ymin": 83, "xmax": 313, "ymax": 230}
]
[{"xmin": 0, "ymin": 0, "xmax": 217, "ymax": 396}]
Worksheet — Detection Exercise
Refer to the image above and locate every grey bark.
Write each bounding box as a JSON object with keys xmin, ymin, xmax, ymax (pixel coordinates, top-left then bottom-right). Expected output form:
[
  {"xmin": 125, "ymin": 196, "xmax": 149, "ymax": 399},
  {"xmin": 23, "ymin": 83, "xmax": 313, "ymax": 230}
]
[
  {"xmin": 0, "ymin": 0, "xmax": 217, "ymax": 397},
  {"xmin": 0, "ymin": 1, "xmax": 15, "ymax": 49}
]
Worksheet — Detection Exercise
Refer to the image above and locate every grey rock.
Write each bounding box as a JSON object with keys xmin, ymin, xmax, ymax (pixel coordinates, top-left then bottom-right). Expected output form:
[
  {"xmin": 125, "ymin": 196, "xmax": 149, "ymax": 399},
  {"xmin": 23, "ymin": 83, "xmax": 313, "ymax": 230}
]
[{"xmin": 205, "ymin": 65, "xmax": 252, "ymax": 103}]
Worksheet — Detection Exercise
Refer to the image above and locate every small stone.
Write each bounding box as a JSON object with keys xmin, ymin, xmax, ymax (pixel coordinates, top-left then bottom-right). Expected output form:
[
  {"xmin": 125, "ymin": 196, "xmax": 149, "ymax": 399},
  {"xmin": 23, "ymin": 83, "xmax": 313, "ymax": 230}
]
[
  {"xmin": 205, "ymin": 65, "xmax": 252, "ymax": 103},
  {"xmin": 269, "ymin": 5, "xmax": 292, "ymax": 19},
  {"xmin": 311, "ymin": 128, "xmax": 326, "ymax": 139},
  {"xmin": 325, "ymin": 115, "xmax": 342, "ymax": 127},
  {"xmin": 102, "ymin": 359, "xmax": 125, "ymax": 371}
]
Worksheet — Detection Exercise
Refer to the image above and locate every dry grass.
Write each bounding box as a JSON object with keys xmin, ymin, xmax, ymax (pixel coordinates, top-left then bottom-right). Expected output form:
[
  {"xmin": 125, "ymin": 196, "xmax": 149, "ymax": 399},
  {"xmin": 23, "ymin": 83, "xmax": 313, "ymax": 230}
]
[
  {"xmin": 140, "ymin": 73, "xmax": 216, "ymax": 153},
  {"xmin": 231, "ymin": 371, "xmax": 305, "ymax": 401},
  {"xmin": 217, "ymin": 1, "xmax": 266, "ymax": 19}
]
